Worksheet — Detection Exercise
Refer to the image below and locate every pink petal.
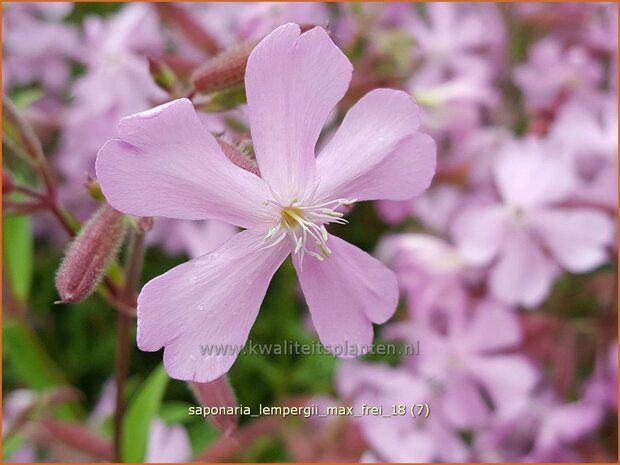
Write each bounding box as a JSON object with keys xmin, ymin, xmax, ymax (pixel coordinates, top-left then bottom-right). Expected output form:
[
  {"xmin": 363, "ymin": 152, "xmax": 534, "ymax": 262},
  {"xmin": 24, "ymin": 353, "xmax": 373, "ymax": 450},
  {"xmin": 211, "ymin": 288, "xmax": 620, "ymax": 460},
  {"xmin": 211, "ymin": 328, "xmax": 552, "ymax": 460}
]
[
  {"xmin": 536, "ymin": 401, "xmax": 602, "ymax": 451},
  {"xmin": 316, "ymin": 89, "xmax": 435, "ymax": 202},
  {"xmin": 137, "ymin": 229, "xmax": 289, "ymax": 382},
  {"xmin": 494, "ymin": 141, "xmax": 575, "ymax": 207},
  {"xmin": 96, "ymin": 99, "xmax": 271, "ymax": 228},
  {"xmin": 293, "ymin": 236, "xmax": 398, "ymax": 356},
  {"xmin": 461, "ymin": 300, "xmax": 522, "ymax": 353},
  {"xmin": 245, "ymin": 24, "xmax": 352, "ymax": 199},
  {"xmin": 452, "ymin": 205, "xmax": 508, "ymax": 266},
  {"xmin": 489, "ymin": 226, "xmax": 557, "ymax": 308},
  {"xmin": 442, "ymin": 375, "xmax": 490, "ymax": 429},
  {"xmin": 468, "ymin": 355, "xmax": 539, "ymax": 420},
  {"xmin": 530, "ymin": 208, "xmax": 613, "ymax": 273},
  {"xmin": 145, "ymin": 419, "xmax": 191, "ymax": 463}
]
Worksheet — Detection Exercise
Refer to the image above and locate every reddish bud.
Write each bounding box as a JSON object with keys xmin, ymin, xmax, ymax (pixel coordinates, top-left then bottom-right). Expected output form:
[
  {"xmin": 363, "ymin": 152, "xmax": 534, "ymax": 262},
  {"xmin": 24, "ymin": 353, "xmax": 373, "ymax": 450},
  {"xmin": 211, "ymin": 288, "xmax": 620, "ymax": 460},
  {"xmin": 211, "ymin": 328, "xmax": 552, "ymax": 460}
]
[
  {"xmin": 155, "ymin": 3, "xmax": 220, "ymax": 56},
  {"xmin": 2, "ymin": 170, "xmax": 14, "ymax": 194},
  {"xmin": 137, "ymin": 216, "xmax": 154, "ymax": 233},
  {"xmin": 217, "ymin": 138, "xmax": 260, "ymax": 177},
  {"xmin": 189, "ymin": 376, "xmax": 238, "ymax": 436},
  {"xmin": 192, "ymin": 40, "xmax": 258, "ymax": 95},
  {"xmin": 55, "ymin": 204, "xmax": 126, "ymax": 304}
]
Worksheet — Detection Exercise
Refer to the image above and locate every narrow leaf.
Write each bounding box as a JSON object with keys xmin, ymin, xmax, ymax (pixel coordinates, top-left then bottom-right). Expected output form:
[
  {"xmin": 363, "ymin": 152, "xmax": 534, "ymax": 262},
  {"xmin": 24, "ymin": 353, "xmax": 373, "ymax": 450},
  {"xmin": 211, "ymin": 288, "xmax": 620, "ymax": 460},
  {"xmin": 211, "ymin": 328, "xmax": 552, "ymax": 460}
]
[{"xmin": 122, "ymin": 364, "xmax": 169, "ymax": 462}]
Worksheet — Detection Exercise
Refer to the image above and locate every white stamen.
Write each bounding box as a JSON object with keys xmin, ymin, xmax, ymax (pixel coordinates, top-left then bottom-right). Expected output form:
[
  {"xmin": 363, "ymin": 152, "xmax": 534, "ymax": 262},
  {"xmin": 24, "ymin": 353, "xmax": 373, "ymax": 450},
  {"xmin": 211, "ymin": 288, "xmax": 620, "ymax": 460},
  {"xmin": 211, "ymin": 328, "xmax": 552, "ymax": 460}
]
[{"xmin": 262, "ymin": 189, "xmax": 357, "ymax": 262}]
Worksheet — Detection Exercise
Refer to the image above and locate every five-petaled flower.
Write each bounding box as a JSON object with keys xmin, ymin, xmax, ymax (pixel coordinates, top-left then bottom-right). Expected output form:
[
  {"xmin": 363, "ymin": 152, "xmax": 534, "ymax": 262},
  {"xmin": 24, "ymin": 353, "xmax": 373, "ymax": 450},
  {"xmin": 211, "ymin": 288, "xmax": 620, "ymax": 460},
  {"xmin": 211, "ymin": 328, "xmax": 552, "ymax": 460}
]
[{"xmin": 96, "ymin": 23, "xmax": 436, "ymax": 382}]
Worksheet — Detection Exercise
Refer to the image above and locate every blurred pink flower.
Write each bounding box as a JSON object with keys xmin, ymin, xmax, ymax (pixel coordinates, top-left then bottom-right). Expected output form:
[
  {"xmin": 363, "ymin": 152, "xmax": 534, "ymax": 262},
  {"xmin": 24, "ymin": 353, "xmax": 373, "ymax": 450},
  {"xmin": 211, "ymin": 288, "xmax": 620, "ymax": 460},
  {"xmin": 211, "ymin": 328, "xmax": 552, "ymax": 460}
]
[
  {"xmin": 377, "ymin": 185, "xmax": 461, "ymax": 230},
  {"xmin": 377, "ymin": 233, "xmax": 469, "ymax": 318},
  {"xmin": 3, "ymin": 2, "xmax": 80, "ymax": 92},
  {"xmin": 395, "ymin": 299, "xmax": 539, "ymax": 426},
  {"xmin": 550, "ymin": 96, "xmax": 618, "ymax": 211},
  {"xmin": 145, "ymin": 419, "xmax": 191, "ymax": 463},
  {"xmin": 550, "ymin": 96, "xmax": 617, "ymax": 167},
  {"xmin": 96, "ymin": 24, "xmax": 436, "ymax": 382},
  {"xmin": 452, "ymin": 137, "xmax": 614, "ymax": 308},
  {"xmin": 475, "ymin": 390, "xmax": 603, "ymax": 461},
  {"xmin": 514, "ymin": 37, "xmax": 602, "ymax": 111},
  {"xmin": 409, "ymin": 3, "xmax": 505, "ymax": 80},
  {"xmin": 337, "ymin": 361, "xmax": 469, "ymax": 462},
  {"xmin": 2, "ymin": 390, "xmax": 37, "ymax": 463}
]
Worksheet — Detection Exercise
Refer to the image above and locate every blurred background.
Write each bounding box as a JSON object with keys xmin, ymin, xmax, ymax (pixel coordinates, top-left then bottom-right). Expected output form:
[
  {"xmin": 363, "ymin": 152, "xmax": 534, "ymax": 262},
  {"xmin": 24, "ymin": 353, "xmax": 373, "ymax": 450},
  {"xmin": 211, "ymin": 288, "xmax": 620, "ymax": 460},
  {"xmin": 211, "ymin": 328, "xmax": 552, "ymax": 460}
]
[{"xmin": 2, "ymin": 2, "xmax": 618, "ymax": 462}]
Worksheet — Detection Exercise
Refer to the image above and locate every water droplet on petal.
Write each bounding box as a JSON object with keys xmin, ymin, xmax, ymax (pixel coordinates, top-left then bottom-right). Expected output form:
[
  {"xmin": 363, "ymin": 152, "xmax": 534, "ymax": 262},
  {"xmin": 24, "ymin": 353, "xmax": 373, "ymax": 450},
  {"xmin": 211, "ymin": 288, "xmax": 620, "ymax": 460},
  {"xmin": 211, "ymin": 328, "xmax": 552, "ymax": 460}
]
[
  {"xmin": 245, "ymin": 277, "xmax": 254, "ymax": 285},
  {"xmin": 197, "ymin": 304, "xmax": 204, "ymax": 311},
  {"xmin": 189, "ymin": 354, "xmax": 197, "ymax": 361},
  {"xmin": 189, "ymin": 275, "xmax": 198, "ymax": 284}
]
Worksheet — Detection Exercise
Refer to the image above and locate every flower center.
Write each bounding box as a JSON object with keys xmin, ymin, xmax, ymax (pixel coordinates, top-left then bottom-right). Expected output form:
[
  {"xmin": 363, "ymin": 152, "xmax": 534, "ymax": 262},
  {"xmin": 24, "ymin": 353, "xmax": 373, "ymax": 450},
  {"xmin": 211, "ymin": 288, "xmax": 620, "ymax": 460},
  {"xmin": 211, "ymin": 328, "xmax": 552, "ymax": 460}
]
[{"xmin": 262, "ymin": 186, "xmax": 356, "ymax": 264}]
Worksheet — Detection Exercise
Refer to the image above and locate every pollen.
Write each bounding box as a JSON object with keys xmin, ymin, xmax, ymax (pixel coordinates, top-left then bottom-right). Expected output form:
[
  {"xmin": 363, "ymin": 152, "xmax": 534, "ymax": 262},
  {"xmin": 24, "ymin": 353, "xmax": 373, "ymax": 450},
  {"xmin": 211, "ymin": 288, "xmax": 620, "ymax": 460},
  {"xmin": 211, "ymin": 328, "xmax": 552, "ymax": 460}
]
[{"xmin": 280, "ymin": 206, "xmax": 305, "ymax": 229}]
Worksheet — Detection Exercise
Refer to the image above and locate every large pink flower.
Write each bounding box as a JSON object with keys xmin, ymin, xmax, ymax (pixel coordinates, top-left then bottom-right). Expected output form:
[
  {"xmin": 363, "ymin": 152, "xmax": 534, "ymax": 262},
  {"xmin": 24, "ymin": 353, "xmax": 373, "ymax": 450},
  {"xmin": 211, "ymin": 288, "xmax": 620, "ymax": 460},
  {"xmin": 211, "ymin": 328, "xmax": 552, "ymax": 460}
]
[{"xmin": 96, "ymin": 24, "xmax": 436, "ymax": 382}]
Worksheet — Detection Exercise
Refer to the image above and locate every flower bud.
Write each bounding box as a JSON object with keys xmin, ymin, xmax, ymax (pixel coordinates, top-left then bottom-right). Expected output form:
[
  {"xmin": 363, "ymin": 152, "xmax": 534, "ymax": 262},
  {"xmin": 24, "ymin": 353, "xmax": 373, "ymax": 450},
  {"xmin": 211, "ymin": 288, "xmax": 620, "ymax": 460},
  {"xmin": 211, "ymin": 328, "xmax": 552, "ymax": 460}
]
[
  {"xmin": 217, "ymin": 138, "xmax": 260, "ymax": 177},
  {"xmin": 189, "ymin": 376, "xmax": 238, "ymax": 436},
  {"xmin": 155, "ymin": 3, "xmax": 220, "ymax": 56},
  {"xmin": 2, "ymin": 170, "xmax": 14, "ymax": 194},
  {"xmin": 192, "ymin": 40, "xmax": 258, "ymax": 95},
  {"xmin": 85, "ymin": 175, "xmax": 104, "ymax": 201},
  {"xmin": 137, "ymin": 216, "xmax": 154, "ymax": 233},
  {"xmin": 148, "ymin": 57, "xmax": 179, "ymax": 95},
  {"xmin": 55, "ymin": 204, "xmax": 126, "ymax": 304}
]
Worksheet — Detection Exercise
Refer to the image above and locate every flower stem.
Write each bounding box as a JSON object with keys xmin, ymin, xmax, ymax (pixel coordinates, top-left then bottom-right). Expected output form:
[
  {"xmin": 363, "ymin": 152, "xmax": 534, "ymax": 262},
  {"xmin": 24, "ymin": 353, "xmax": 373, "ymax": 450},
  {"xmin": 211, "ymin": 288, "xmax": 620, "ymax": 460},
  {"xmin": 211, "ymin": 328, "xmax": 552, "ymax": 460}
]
[{"xmin": 113, "ymin": 230, "xmax": 145, "ymax": 462}]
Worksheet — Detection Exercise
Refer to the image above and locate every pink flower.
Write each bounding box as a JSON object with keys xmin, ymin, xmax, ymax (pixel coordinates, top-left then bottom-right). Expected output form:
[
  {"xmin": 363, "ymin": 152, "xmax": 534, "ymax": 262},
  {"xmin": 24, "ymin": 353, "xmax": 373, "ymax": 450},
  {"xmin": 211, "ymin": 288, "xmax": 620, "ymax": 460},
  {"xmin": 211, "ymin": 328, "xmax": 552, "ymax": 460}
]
[
  {"xmin": 409, "ymin": 3, "xmax": 505, "ymax": 80},
  {"xmin": 514, "ymin": 38, "xmax": 602, "ymax": 111},
  {"xmin": 145, "ymin": 419, "xmax": 191, "ymax": 463},
  {"xmin": 475, "ymin": 390, "xmax": 603, "ymax": 461},
  {"xmin": 3, "ymin": 2, "xmax": 80, "ymax": 93},
  {"xmin": 452, "ymin": 137, "xmax": 614, "ymax": 308},
  {"xmin": 337, "ymin": 361, "xmax": 469, "ymax": 462},
  {"xmin": 96, "ymin": 24, "xmax": 436, "ymax": 382},
  {"xmin": 377, "ymin": 233, "xmax": 469, "ymax": 319},
  {"xmin": 394, "ymin": 299, "xmax": 539, "ymax": 426}
]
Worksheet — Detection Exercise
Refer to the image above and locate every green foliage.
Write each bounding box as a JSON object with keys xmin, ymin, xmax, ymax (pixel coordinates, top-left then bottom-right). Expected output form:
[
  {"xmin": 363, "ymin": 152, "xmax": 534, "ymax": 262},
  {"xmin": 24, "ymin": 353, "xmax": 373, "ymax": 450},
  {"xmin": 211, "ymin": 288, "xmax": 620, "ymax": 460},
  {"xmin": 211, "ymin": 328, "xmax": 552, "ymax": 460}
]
[
  {"xmin": 2, "ymin": 319, "xmax": 81, "ymax": 420},
  {"xmin": 201, "ymin": 87, "xmax": 248, "ymax": 112},
  {"xmin": 3, "ymin": 213, "xmax": 33, "ymax": 305},
  {"xmin": 122, "ymin": 364, "xmax": 169, "ymax": 462}
]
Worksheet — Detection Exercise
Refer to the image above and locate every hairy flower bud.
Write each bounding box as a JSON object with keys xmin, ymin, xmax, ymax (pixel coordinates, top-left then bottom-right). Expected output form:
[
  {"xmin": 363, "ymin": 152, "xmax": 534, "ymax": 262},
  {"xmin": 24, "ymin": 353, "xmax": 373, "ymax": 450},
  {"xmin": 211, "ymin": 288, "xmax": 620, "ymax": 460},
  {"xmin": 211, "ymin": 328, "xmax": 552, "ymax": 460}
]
[
  {"xmin": 217, "ymin": 138, "xmax": 260, "ymax": 177},
  {"xmin": 192, "ymin": 40, "xmax": 258, "ymax": 95},
  {"xmin": 55, "ymin": 204, "xmax": 126, "ymax": 304},
  {"xmin": 189, "ymin": 376, "xmax": 238, "ymax": 436}
]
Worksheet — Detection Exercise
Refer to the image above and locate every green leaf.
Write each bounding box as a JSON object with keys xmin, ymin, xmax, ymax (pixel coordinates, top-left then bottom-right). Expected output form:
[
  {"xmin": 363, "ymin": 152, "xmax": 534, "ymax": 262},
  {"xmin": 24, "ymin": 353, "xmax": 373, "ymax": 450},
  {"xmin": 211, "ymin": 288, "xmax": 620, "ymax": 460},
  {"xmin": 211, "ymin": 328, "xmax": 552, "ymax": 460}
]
[
  {"xmin": 2, "ymin": 432, "xmax": 25, "ymax": 461},
  {"xmin": 159, "ymin": 401, "xmax": 195, "ymax": 424},
  {"xmin": 11, "ymin": 87, "xmax": 44, "ymax": 108},
  {"xmin": 122, "ymin": 364, "xmax": 169, "ymax": 462},
  {"xmin": 2, "ymin": 319, "xmax": 81, "ymax": 420},
  {"xmin": 3, "ymin": 212, "xmax": 33, "ymax": 304}
]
